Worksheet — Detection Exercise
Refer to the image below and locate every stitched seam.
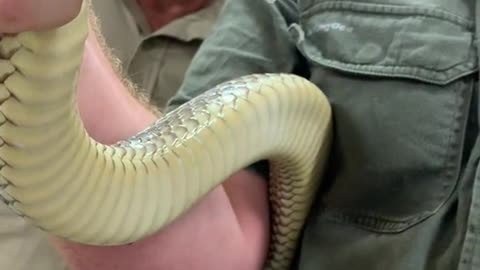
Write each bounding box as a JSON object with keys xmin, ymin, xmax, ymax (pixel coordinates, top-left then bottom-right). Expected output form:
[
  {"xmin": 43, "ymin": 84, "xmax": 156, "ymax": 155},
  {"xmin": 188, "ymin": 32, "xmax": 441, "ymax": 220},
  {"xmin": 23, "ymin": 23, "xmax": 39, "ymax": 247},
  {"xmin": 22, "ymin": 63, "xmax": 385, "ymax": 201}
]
[
  {"xmin": 300, "ymin": 52, "xmax": 477, "ymax": 85},
  {"xmin": 301, "ymin": 1, "xmax": 473, "ymax": 28}
]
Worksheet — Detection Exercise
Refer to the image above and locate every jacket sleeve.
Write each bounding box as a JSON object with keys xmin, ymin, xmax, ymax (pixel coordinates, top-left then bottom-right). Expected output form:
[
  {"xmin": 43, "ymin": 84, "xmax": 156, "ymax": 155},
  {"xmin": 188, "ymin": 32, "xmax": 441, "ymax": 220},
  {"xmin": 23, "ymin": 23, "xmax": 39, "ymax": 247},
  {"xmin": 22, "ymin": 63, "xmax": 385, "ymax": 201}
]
[{"xmin": 165, "ymin": 0, "xmax": 300, "ymax": 111}]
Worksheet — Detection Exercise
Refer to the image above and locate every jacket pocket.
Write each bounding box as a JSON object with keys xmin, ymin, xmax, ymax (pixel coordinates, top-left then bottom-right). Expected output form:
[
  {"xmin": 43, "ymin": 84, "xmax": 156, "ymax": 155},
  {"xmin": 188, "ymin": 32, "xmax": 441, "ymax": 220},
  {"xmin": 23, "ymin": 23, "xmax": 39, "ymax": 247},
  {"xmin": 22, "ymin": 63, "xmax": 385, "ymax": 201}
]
[{"xmin": 291, "ymin": 1, "xmax": 478, "ymax": 232}]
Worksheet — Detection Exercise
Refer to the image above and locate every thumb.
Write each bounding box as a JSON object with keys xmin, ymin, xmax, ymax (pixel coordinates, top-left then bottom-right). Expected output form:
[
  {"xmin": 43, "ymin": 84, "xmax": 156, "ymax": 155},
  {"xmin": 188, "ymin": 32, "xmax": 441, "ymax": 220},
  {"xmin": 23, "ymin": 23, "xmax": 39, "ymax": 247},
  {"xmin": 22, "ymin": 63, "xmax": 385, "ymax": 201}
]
[{"xmin": 0, "ymin": 0, "xmax": 83, "ymax": 33}]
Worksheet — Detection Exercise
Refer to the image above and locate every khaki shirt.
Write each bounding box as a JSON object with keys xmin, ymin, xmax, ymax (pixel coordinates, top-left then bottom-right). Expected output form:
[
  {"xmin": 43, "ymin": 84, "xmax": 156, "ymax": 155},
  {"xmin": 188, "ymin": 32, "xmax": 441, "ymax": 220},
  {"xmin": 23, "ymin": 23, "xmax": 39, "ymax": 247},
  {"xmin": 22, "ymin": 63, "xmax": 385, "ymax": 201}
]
[
  {"xmin": 91, "ymin": 0, "xmax": 224, "ymax": 110},
  {"xmin": 0, "ymin": 203, "xmax": 67, "ymax": 270}
]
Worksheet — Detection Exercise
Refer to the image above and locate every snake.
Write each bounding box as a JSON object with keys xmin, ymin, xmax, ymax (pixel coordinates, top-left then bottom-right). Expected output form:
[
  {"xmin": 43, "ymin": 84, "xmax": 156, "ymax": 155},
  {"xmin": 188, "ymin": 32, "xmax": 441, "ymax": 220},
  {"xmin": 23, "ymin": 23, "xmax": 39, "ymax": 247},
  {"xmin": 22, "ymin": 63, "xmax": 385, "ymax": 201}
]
[{"xmin": 0, "ymin": 2, "xmax": 332, "ymax": 270}]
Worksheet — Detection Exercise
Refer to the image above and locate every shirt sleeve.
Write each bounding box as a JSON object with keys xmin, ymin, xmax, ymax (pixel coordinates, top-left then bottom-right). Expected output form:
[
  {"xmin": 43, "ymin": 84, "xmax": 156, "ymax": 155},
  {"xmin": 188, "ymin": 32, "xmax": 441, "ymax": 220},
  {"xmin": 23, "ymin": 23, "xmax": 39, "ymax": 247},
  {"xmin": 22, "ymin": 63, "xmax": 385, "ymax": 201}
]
[{"xmin": 164, "ymin": 0, "xmax": 300, "ymax": 179}]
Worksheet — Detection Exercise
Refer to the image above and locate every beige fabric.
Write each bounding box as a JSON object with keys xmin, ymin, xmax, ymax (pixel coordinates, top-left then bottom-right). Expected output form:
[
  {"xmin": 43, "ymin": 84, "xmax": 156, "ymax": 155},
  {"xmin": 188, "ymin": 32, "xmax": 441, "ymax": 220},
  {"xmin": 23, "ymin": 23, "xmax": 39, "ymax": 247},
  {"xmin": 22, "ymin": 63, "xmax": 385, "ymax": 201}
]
[
  {"xmin": 0, "ymin": 203, "xmax": 67, "ymax": 270},
  {"xmin": 92, "ymin": 0, "xmax": 224, "ymax": 110}
]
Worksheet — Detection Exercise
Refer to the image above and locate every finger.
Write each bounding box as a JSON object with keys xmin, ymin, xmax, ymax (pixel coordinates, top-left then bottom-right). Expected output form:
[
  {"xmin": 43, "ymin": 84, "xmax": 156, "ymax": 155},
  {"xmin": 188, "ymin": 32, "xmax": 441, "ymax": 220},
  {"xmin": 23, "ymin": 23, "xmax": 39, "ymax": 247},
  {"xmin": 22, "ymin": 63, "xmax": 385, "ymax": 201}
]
[{"xmin": 0, "ymin": 0, "xmax": 83, "ymax": 33}]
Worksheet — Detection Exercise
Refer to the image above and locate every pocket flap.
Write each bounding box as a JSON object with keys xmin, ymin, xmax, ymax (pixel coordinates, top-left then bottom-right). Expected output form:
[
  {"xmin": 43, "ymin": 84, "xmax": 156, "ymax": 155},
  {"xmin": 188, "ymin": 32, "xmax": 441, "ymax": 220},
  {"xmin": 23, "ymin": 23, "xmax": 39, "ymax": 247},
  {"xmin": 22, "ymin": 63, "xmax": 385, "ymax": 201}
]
[{"xmin": 293, "ymin": 2, "xmax": 478, "ymax": 84}]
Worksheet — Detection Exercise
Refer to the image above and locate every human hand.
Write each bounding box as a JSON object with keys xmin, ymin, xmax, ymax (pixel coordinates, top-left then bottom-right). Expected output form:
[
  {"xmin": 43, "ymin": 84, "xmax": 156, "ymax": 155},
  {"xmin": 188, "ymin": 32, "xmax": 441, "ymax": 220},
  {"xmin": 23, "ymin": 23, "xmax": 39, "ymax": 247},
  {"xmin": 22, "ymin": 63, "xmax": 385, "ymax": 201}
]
[{"xmin": 0, "ymin": 0, "xmax": 83, "ymax": 33}]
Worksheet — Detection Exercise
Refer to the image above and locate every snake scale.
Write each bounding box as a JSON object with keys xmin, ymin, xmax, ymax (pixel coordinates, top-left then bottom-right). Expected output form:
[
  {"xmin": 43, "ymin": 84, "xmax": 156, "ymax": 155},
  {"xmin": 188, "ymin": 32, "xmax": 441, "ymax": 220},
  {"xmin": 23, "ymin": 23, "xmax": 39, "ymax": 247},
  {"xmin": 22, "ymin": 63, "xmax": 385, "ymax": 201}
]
[{"xmin": 0, "ymin": 2, "xmax": 332, "ymax": 270}]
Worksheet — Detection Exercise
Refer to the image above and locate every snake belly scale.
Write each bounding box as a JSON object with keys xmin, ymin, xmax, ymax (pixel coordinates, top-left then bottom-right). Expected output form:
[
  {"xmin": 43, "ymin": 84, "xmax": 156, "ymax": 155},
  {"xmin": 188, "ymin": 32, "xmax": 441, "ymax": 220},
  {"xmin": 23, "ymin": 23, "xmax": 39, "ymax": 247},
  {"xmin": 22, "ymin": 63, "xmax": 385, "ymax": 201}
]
[{"xmin": 0, "ymin": 3, "xmax": 332, "ymax": 270}]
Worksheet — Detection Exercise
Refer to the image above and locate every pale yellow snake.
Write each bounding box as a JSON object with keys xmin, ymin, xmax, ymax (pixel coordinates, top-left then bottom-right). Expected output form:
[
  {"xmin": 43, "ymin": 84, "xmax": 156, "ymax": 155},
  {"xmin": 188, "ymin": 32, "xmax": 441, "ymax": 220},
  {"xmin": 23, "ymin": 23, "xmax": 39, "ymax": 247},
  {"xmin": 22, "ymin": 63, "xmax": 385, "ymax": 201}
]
[{"xmin": 0, "ymin": 3, "xmax": 332, "ymax": 269}]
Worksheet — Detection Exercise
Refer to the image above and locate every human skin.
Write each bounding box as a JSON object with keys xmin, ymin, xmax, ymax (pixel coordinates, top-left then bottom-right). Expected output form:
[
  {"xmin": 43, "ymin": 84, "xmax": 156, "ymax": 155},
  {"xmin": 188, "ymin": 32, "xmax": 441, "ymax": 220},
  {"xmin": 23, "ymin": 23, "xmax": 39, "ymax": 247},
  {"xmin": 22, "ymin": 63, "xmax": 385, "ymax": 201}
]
[
  {"xmin": 0, "ymin": 1, "xmax": 271, "ymax": 269},
  {"xmin": 136, "ymin": 0, "xmax": 213, "ymax": 30}
]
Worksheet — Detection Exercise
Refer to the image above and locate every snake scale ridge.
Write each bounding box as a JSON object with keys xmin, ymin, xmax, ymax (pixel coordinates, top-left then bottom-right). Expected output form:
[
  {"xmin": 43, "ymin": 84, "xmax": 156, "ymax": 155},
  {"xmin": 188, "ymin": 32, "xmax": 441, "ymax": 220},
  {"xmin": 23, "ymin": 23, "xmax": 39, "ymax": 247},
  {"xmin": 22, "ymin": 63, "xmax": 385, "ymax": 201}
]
[{"xmin": 0, "ymin": 3, "xmax": 332, "ymax": 269}]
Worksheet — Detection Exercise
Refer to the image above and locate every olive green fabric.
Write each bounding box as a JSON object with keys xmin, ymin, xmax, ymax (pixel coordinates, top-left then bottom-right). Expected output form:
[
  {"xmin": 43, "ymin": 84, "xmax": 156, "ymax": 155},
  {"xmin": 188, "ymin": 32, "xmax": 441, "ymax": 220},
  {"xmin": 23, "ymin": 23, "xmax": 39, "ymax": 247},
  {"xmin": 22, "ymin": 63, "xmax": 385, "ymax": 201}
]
[
  {"xmin": 92, "ymin": 0, "xmax": 224, "ymax": 110},
  {"xmin": 167, "ymin": 0, "xmax": 480, "ymax": 269}
]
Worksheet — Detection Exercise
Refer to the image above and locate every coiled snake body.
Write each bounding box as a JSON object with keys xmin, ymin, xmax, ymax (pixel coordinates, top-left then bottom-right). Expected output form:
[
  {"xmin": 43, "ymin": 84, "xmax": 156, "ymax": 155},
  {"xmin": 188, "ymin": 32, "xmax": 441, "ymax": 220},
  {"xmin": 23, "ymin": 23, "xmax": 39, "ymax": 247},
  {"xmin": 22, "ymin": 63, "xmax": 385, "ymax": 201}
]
[{"xmin": 0, "ymin": 3, "xmax": 332, "ymax": 270}]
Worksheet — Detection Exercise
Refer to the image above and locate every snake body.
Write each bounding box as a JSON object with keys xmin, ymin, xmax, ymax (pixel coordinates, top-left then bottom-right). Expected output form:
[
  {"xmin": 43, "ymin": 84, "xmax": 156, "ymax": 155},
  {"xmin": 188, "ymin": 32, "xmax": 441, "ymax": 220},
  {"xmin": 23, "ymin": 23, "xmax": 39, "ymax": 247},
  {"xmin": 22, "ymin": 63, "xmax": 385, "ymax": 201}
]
[{"xmin": 0, "ymin": 3, "xmax": 332, "ymax": 270}]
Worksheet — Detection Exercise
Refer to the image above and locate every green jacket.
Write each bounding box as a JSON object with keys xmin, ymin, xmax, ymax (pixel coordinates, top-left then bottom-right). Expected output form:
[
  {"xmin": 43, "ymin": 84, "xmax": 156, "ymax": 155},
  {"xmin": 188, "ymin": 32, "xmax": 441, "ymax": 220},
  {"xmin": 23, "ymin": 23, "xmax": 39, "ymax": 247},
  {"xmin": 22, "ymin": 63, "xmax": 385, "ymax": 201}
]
[{"xmin": 167, "ymin": 0, "xmax": 480, "ymax": 269}]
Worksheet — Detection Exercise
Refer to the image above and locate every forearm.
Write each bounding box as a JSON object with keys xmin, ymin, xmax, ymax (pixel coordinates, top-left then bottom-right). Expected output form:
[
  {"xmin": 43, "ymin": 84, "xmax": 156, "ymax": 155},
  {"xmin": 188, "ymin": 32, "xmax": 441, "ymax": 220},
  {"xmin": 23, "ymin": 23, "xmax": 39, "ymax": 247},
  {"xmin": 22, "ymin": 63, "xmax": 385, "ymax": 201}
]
[
  {"xmin": 76, "ymin": 15, "xmax": 158, "ymax": 144},
  {"xmin": 51, "ymin": 171, "xmax": 269, "ymax": 270},
  {"xmin": 50, "ymin": 12, "xmax": 270, "ymax": 270}
]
